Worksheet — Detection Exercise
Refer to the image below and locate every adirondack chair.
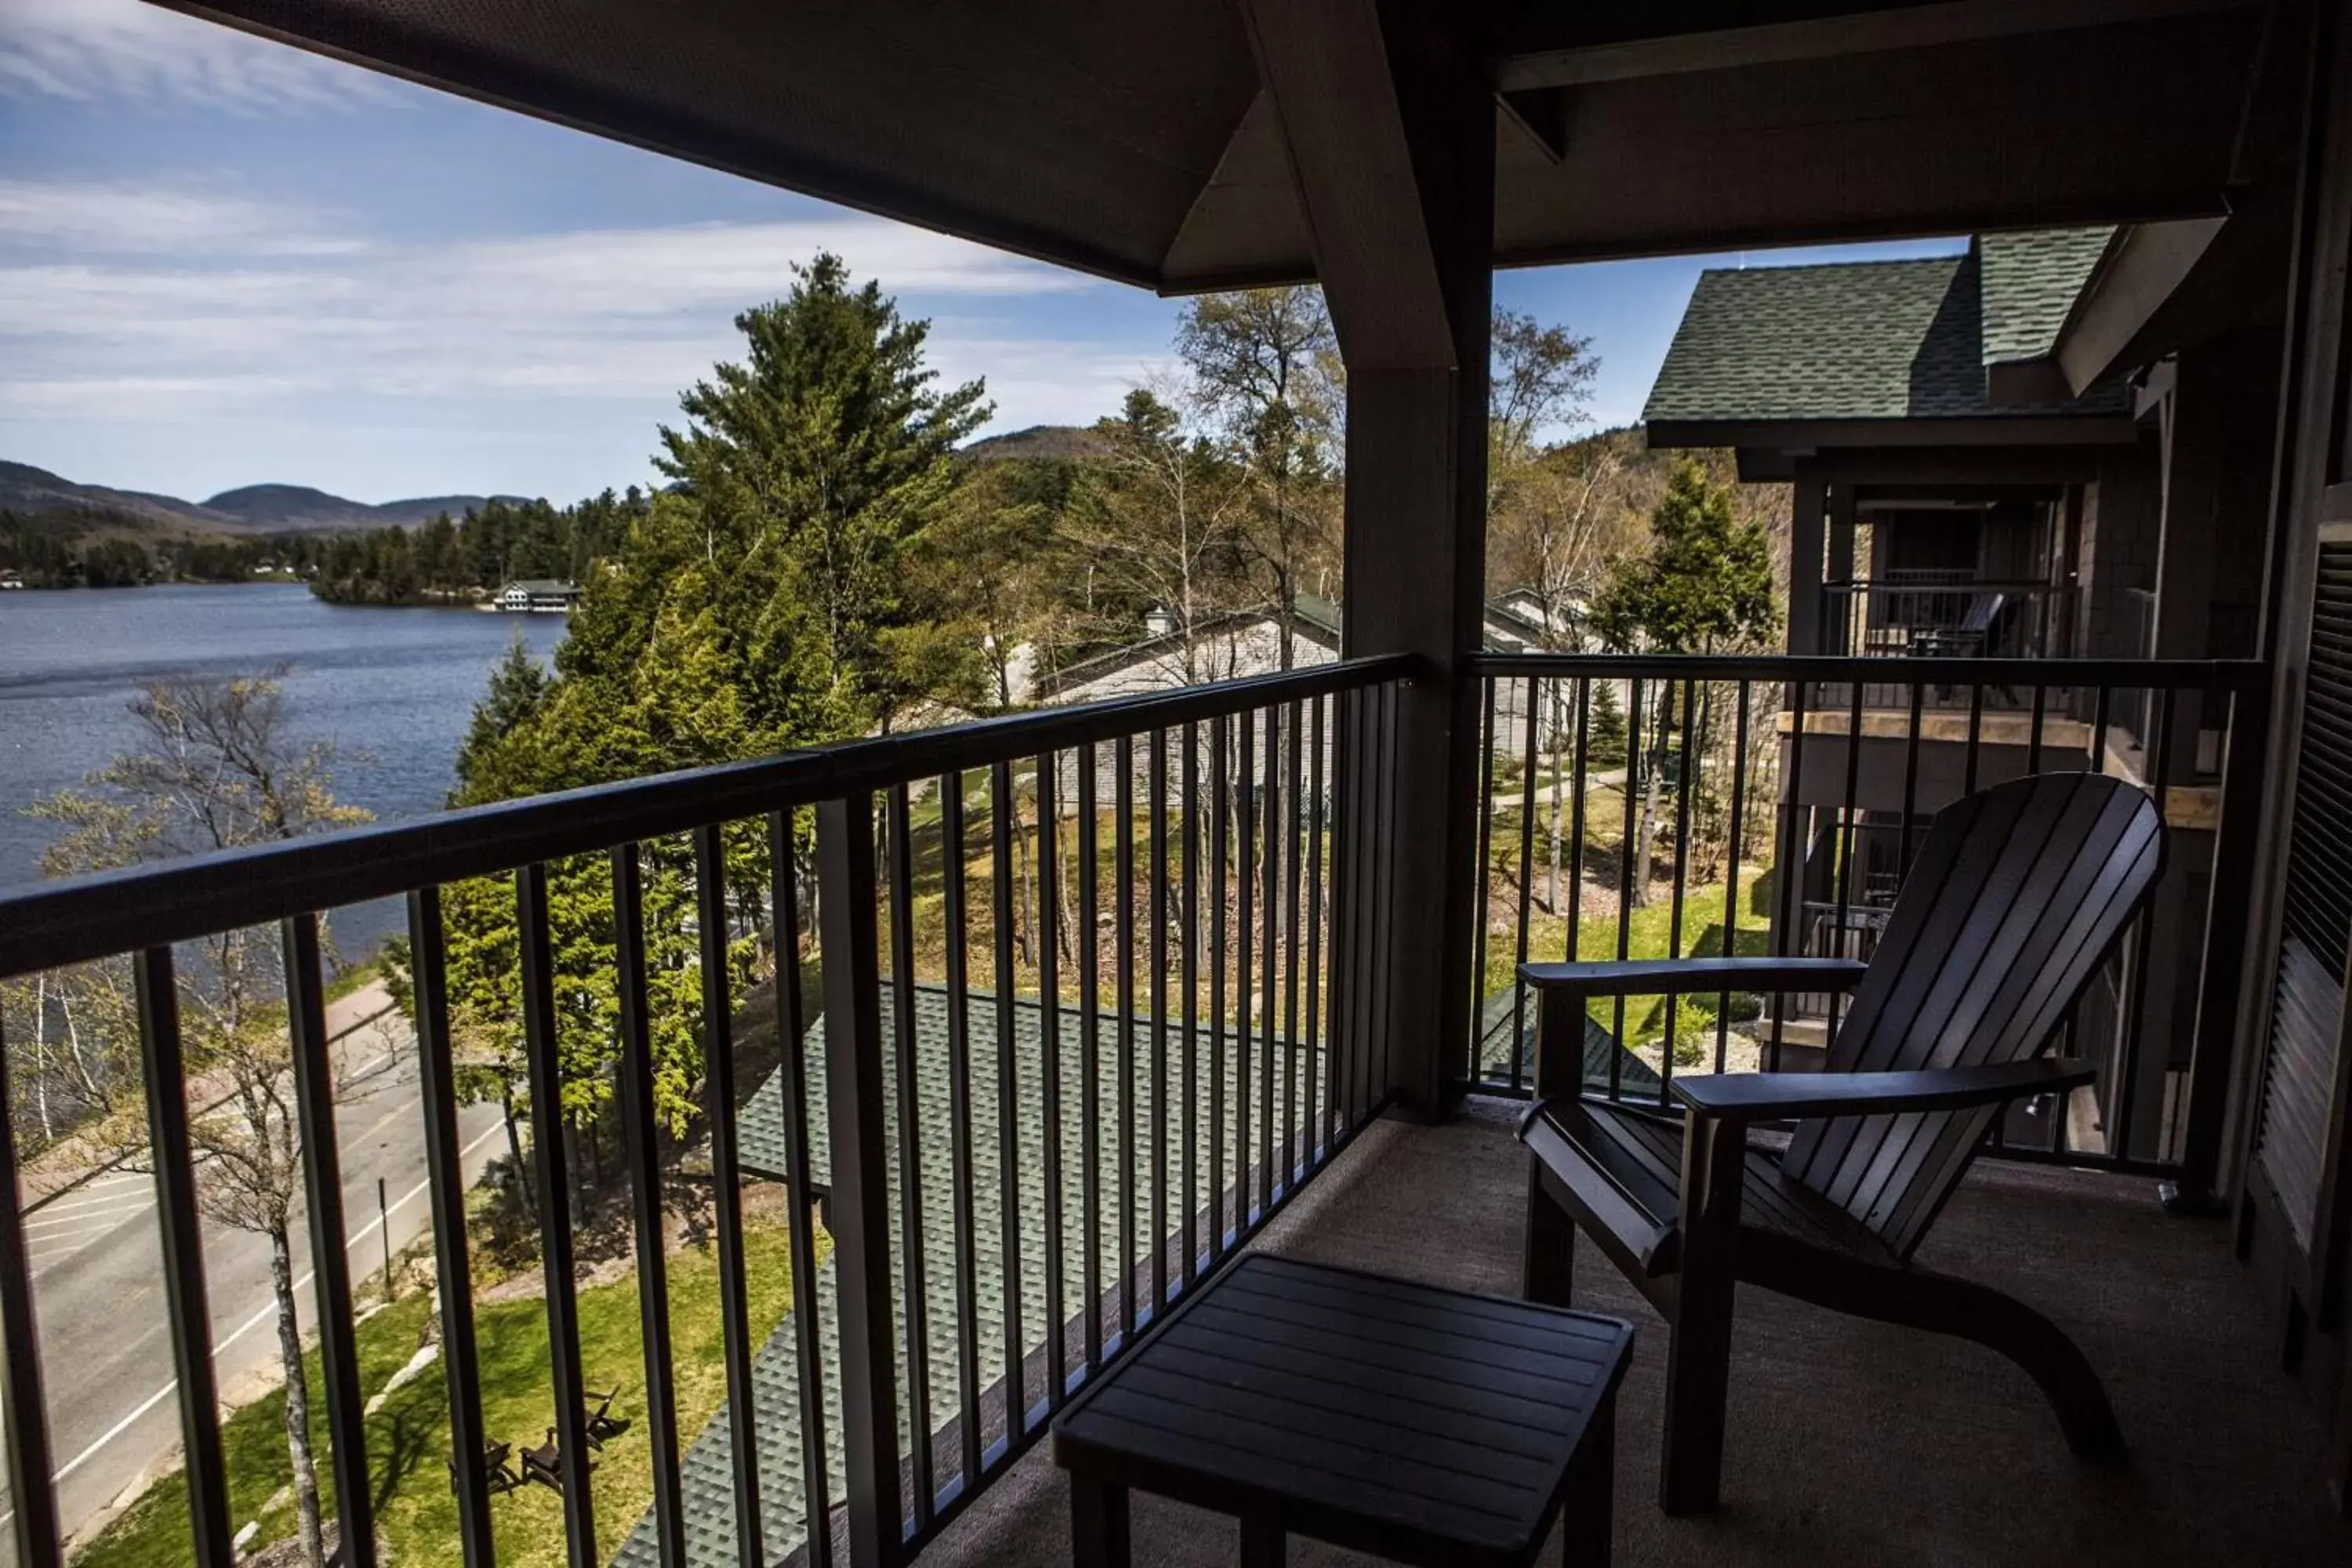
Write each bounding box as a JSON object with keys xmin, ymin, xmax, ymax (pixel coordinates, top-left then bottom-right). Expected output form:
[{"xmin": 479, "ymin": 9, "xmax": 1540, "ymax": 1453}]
[{"xmin": 1518, "ymin": 771, "xmax": 2162, "ymax": 1515}]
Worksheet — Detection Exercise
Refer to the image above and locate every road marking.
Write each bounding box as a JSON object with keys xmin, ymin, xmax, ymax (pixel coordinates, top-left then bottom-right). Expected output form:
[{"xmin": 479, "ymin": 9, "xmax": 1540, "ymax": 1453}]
[
  {"xmin": 23, "ymin": 1202, "xmax": 150, "ymax": 1233},
  {"xmin": 1, "ymin": 1118, "xmax": 505, "ymax": 1512},
  {"xmin": 30, "ymin": 1187, "xmax": 151, "ymax": 1214}
]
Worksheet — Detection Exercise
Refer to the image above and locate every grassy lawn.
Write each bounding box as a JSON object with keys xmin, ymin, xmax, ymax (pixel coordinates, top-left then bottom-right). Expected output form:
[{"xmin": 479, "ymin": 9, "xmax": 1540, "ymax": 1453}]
[
  {"xmin": 1477, "ymin": 863, "xmax": 1777, "ymax": 1047},
  {"xmin": 80, "ymin": 1224, "xmax": 802, "ymax": 1568}
]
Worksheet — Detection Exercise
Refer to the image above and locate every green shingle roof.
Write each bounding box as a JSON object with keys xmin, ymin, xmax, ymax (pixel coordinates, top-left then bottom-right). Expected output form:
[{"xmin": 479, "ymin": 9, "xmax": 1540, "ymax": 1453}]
[
  {"xmin": 1642, "ymin": 230, "xmax": 2125, "ymax": 426},
  {"xmin": 619, "ymin": 982, "xmax": 1327, "ymax": 1568},
  {"xmin": 1980, "ymin": 227, "xmax": 2115, "ymax": 365}
]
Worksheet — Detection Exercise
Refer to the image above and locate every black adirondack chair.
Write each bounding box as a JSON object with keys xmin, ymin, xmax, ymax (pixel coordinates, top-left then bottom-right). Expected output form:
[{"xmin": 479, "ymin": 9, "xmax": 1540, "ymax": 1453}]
[{"xmin": 1518, "ymin": 771, "xmax": 2162, "ymax": 1515}]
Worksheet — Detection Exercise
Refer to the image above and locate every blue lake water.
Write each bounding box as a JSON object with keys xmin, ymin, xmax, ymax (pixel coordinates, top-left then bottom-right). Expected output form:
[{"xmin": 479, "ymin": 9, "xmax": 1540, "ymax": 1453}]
[{"xmin": 0, "ymin": 584, "xmax": 568, "ymax": 954}]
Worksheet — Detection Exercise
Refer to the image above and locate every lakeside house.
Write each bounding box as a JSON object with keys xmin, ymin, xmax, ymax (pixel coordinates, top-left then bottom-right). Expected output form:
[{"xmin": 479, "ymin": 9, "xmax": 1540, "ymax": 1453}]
[{"xmin": 492, "ymin": 578, "xmax": 581, "ymax": 613}]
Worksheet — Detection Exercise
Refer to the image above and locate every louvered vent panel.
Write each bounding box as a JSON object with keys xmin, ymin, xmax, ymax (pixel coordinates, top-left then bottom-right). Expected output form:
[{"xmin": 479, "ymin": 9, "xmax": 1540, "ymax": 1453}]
[{"xmin": 2259, "ymin": 541, "xmax": 2352, "ymax": 1249}]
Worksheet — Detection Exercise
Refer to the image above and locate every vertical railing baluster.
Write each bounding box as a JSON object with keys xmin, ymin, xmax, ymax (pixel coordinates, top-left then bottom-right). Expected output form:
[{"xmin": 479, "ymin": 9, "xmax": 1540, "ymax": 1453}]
[
  {"xmin": 1237, "ymin": 714, "xmax": 1258, "ymax": 1225},
  {"xmin": 1112, "ymin": 737, "xmax": 1137, "ymax": 1344},
  {"xmin": 1034, "ymin": 757, "xmax": 1068, "ymax": 1405},
  {"xmin": 136, "ymin": 945, "xmax": 234, "ymax": 1568},
  {"xmin": 883, "ymin": 786, "xmax": 934, "ymax": 1526},
  {"xmin": 1472, "ymin": 675, "xmax": 1498, "ymax": 1087},
  {"xmin": 2113, "ymin": 687, "xmax": 2178, "ymax": 1163},
  {"xmin": 516, "ymin": 866, "xmax": 595, "ymax": 1563},
  {"xmin": 1662, "ymin": 681, "xmax": 1697, "ymax": 1106},
  {"xmin": 1147, "ymin": 731, "xmax": 1169, "ymax": 1318},
  {"xmin": 1512, "ymin": 676, "xmax": 1541, "ymax": 1095},
  {"xmin": 1566, "ymin": 676, "xmax": 1592, "ymax": 967},
  {"xmin": 987, "ymin": 761, "xmax": 1025, "ymax": 1432},
  {"xmin": 694, "ymin": 825, "xmax": 764, "ymax": 1568},
  {"xmin": 409, "ymin": 889, "xmax": 494, "ymax": 1568},
  {"xmin": 1770, "ymin": 678, "xmax": 1810, "ymax": 1074},
  {"xmin": 1283, "ymin": 698, "xmax": 1305, "ymax": 1187},
  {"xmin": 282, "ymin": 912, "xmax": 375, "ymax": 1568},
  {"xmin": 1830, "ymin": 672, "xmax": 1865, "ymax": 1048},
  {"xmin": 1076, "ymin": 746, "xmax": 1102, "ymax": 1367},
  {"xmin": 1375, "ymin": 684, "xmax": 1402, "ymax": 1098},
  {"xmin": 768, "ymin": 815, "xmax": 833, "ymax": 1567},
  {"xmin": 1611, "ymin": 678, "xmax": 1644, "ymax": 1102},
  {"xmin": 0, "ymin": 1000, "xmax": 57, "ymax": 1568},
  {"xmin": 612, "ymin": 847, "xmax": 686, "ymax": 1568},
  {"xmin": 1304, "ymin": 696, "xmax": 1327, "ymax": 1157},
  {"xmin": 1258, "ymin": 703, "xmax": 1279, "ymax": 1220},
  {"xmin": 1899, "ymin": 680, "xmax": 1926, "ymax": 876},
  {"xmin": 1179, "ymin": 724, "xmax": 1201, "ymax": 1285},
  {"xmin": 1716, "ymin": 682, "xmax": 1751, "ymax": 1074},
  {"xmin": 1328, "ymin": 692, "xmax": 1356, "ymax": 1131},
  {"xmin": 1962, "ymin": 681, "xmax": 1985, "ymax": 795},
  {"xmin": 939, "ymin": 772, "xmax": 982, "ymax": 1484},
  {"xmin": 815, "ymin": 795, "xmax": 902, "ymax": 1567},
  {"xmin": 1209, "ymin": 717, "xmax": 1229, "ymax": 1257}
]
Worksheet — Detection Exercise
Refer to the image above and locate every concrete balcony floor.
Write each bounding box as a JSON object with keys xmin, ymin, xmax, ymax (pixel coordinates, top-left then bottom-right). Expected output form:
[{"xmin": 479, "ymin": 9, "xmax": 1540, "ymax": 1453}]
[{"xmin": 910, "ymin": 1100, "xmax": 2352, "ymax": 1567}]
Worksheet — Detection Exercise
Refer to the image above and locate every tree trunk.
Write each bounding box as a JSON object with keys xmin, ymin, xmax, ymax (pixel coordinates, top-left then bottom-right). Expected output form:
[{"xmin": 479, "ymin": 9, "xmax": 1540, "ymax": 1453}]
[
  {"xmin": 271, "ymin": 1224, "xmax": 328, "ymax": 1568},
  {"xmin": 503, "ymin": 1086, "xmax": 532, "ymax": 1214}
]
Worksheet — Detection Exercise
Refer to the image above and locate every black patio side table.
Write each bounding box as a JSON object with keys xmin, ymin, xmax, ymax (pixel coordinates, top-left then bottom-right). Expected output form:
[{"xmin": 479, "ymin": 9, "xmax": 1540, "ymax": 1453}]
[{"xmin": 1050, "ymin": 1254, "xmax": 1633, "ymax": 1566}]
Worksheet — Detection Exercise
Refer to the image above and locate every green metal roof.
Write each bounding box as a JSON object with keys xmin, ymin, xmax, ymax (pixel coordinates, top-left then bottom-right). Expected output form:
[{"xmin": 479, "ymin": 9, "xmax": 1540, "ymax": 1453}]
[
  {"xmin": 1642, "ymin": 230, "xmax": 2125, "ymax": 426},
  {"xmin": 619, "ymin": 982, "xmax": 1326, "ymax": 1568}
]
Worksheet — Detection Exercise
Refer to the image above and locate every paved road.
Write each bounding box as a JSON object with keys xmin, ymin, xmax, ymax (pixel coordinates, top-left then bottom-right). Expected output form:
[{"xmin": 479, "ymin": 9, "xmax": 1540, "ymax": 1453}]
[{"xmin": 0, "ymin": 999, "xmax": 504, "ymax": 1559}]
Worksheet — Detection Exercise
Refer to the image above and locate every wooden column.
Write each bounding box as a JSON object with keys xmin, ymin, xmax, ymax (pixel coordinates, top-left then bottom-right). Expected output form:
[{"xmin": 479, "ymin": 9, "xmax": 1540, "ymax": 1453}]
[
  {"xmin": 1243, "ymin": 0, "xmax": 1495, "ymax": 1116},
  {"xmin": 1787, "ymin": 476, "xmax": 1828, "ymax": 655},
  {"xmin": 1825, "ymin": 483, "xmax": 1858, "ymax": 655}
]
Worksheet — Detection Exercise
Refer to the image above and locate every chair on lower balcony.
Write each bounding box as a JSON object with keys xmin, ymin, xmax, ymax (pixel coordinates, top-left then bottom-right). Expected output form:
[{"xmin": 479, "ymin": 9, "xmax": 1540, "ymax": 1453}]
[{"xmin": 1518, "ymin": 771, "xmax": 2163, "ymax": 1514}]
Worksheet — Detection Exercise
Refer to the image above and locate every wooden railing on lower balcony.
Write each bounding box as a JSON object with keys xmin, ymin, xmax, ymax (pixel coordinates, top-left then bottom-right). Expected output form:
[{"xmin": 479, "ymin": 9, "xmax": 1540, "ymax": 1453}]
[
  {"xmin": 1463, "ymin": 652, "xmax": 2268, "ymax": 1197},
  {"xmin": 0, "ymin": 654, "xmax": 1413, "ymax": 1568}
]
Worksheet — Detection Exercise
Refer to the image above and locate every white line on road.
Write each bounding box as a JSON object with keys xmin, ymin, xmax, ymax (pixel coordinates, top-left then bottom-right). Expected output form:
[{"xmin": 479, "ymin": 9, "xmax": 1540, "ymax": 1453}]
[
  {"xmin": 4, "ymin": 1118, "xmax": 505, "ymax": 1511},
  {"xmin": 22, "ymin": 1204, "xmax": 150, "ymax": 1234}
]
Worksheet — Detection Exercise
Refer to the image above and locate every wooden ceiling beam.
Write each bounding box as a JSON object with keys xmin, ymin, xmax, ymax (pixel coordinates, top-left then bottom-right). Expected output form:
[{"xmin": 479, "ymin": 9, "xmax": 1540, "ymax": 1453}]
[
  {"xmin": 1236, "ymin": 0, "xmax": 1490, "ymax": 368},
  {"xmin": 1496, "ymin": 0, "xmax": 2257, "ymax": 90}
]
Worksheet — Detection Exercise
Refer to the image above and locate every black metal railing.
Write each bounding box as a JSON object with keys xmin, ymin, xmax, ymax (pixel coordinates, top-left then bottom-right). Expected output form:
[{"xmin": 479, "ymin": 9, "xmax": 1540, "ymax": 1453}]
[
  {"xmin": 0, "ymin": 654, "xmax": 1410, "ymax": 1568},
  {"xmin": 1462, "ymin": 652, "xmax": 2267, "ymax": 1195},
  {"xmin": 1822, "ymin": 575, "xmax": 2074, "ymax": 670}
]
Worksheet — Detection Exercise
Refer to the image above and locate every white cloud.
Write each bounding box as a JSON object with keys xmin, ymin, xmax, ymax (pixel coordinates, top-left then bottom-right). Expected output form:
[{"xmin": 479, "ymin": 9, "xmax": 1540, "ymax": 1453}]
[
  {"xmin": 0, "ymin": 0, "xmax": 390, "ymax": 111},
  {"xmin": 0, "ymin": 178, "xmax": 1144, "ymax": 433}
]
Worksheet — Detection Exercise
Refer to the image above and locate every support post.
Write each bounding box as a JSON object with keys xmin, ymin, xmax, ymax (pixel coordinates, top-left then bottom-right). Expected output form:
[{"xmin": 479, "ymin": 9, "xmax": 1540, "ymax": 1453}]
[
  {"xmin": 1788, "ymin": 476, "xmax": 1828, "ymax": 655},
  {"xmin": 1825, "ymin": 482, "xmax": 1857, "ymax": 655},
  {"xmin": 1243, "ymin": 0, "xmax": 1497, "ymax": 1116}
]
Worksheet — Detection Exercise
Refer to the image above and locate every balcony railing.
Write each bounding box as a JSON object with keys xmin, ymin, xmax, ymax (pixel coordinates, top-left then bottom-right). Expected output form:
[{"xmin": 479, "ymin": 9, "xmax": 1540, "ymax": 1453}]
[
  {"xmin": 1465, "ymin": 652, "xmax": 2267, "ymax": 1187},
  {"xmin": 0, "ymin": 655, "xmax": 1410, "ymax": 1568},
  {"xmin": 1821, "ymin": 575, "xmax": 2075, "ymax": 694},
  {"xmin": 0, "ymin": 646, "xmax": 2273, "ymax": 1568}
]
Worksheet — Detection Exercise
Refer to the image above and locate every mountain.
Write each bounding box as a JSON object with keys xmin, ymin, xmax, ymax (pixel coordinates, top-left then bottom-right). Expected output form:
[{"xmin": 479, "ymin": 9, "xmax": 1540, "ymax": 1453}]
[
  {"xmin": 960, "ymin": 424, "xmax": 1111, "ymax": 464},
  {"xmin": 0, "ymin": 462, "xmax": 525, "ymax": 535},
  {"xmin": 0, "ymin": 461, "xmax": 231, "ymax": 530},
  {"xmin": 200, "ymin": 484, "xmax": 524, "ymax": 531}
]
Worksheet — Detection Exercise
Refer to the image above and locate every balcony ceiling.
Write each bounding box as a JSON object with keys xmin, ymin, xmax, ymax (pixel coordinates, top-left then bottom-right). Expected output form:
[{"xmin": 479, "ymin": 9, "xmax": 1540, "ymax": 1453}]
[{"xmin": 152, "ymin": 0, "xmax": 2276, "ymax": 290}]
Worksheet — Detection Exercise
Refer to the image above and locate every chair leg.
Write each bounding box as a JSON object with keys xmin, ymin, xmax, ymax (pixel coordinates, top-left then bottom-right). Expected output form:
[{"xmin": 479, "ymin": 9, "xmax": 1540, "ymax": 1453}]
[
  {"xmin": 1741, "ymin": 1242, "xmax": 2126, "ymax": 1462},
  {"xmin": 1070, "ymin": 1471, "xmax": 1131, "ymax": 1567},
  {"xmin": 1240, "ymin": 1509, "xmax": 1285, "ymax": 1567},
  {"xmin": 1524, "ymin": 1163, "xmax": 1577, "ymax": 1307},
  {"xmin": 1659, "ymin": 1248, "xmax": 1736, "ymax": 1514}
]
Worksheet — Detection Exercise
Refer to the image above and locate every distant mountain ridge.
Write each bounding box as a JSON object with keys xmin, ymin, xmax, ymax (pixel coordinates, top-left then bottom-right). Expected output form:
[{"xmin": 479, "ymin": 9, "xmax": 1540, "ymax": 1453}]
[{"xmin": 1, "ymin": 461, "xmax": 526, "ymax": 534}]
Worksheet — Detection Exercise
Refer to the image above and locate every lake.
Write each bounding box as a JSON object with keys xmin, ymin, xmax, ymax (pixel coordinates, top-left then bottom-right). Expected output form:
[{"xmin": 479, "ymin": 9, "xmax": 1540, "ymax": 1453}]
[{"xmin": 0, "ymin": 584, "xmax": 568, "ymax": 954}]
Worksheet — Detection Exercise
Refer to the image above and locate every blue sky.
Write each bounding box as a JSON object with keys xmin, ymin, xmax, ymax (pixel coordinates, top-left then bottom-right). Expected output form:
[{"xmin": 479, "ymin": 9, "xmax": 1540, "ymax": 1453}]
[{"xmin": 0, "ymin": 0, "xmax": 1965, "ymax": 507}]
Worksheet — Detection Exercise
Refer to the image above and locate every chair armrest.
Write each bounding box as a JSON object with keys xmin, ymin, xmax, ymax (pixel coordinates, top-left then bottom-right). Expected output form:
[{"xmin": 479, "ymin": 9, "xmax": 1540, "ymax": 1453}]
[
  {"xmin": 1518, "ymin": 956, "xmax": 1868, "ymax": 997},
  {"xmin": 1671, "ymin": 1056, "xmax": 2095, "ymax": 1124}
]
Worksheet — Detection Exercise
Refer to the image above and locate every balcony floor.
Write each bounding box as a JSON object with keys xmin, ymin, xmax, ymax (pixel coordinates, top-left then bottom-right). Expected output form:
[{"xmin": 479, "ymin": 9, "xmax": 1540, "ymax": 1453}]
[{"xmin": 913, "ymin": 1100, "xmax": 2352, "ymax": 1567}]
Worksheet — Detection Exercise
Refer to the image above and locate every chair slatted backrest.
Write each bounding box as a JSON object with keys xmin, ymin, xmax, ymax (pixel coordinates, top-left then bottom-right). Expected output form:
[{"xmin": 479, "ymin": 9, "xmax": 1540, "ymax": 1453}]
[{"xmin": 1782, "ymin": 772, "xmax": 2165, "ymax": 1259}]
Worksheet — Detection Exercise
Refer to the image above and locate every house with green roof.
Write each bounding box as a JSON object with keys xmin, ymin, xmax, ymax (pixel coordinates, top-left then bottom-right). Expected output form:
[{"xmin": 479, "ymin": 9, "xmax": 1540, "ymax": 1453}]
[{"xmin": 1643, "ymin": 221, "xmax": 2285, "ymax": 1160}]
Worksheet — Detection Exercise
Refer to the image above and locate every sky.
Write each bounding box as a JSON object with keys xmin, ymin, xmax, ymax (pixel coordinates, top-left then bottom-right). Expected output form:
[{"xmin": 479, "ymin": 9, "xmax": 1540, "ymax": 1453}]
[{"xmin": 0, "ymin": 0, "xmax": 1967, "ymax": 509}]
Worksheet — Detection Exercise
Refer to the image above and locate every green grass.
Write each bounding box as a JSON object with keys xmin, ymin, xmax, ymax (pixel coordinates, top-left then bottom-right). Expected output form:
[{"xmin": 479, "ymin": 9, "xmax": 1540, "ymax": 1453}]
[
  {"xmin": 1478, "ymin": 863, "xmax": 1776, "ymax": 1045},
  {"xmin": 79, "ymin": 1224, "xmax": 803, "ymax": 1568}
]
